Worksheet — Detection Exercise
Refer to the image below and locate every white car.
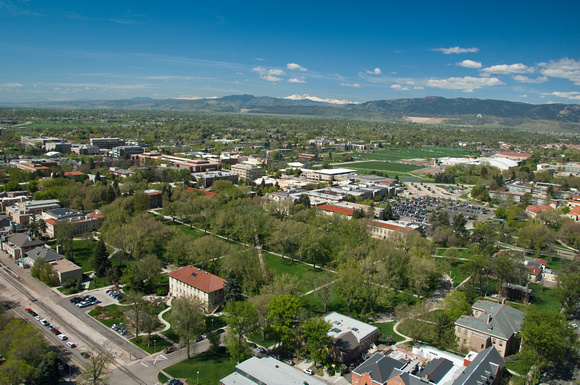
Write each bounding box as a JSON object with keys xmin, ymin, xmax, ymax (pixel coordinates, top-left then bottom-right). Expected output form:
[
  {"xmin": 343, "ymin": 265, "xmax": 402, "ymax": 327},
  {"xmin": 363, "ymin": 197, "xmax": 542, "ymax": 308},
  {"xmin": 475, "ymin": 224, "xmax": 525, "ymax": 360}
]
[
  {"xmin": 66, "ymin": 342, "xmax": 76, "ymax": 348},
  {"xmin": 303, "ymin": 369, "xmax": 314, "ymax": 375},
  {"xmin": 58, "ymin": 334, "xmax": 68, "ymax": 341}
]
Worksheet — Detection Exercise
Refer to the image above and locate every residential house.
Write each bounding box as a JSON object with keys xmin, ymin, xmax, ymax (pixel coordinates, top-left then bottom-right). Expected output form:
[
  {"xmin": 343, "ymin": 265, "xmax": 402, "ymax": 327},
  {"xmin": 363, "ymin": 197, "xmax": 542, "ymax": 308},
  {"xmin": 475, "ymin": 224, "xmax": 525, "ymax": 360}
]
[
  {"xmin": 168, "ymin": 266, "xmax": 226, "ymax": 310},
  {"xmin": 1, "ymin": 233, "xmax": 45, "ymax": 259},
  {"xmin": 325, "ymin": 312, "xmax": 379, "ymax": 364},
  {"xmin": 220, "ymin": 356, "xmax": 327, "ymax": 385},
  {"xmin": 566, "ymin": 206, "xmax": 580, "ymax": 222},
  {"xmin": 454, "ymin": 300, "xmax": 525, "ymax": 357}
]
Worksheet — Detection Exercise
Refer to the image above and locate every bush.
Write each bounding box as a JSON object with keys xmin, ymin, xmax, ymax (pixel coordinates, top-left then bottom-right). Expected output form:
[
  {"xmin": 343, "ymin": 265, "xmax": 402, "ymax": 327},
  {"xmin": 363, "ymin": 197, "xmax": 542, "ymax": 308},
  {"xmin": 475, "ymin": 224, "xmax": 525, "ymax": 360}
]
[{"xmin": 156, "ymin": 288, "xmax": 168, "ymax": 296}]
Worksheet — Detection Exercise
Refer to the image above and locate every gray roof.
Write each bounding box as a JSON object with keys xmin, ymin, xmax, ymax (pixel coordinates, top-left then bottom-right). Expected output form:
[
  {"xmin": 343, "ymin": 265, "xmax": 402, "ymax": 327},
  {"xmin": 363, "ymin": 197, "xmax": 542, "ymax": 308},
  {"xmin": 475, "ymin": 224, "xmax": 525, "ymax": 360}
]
[
  {"xmin": 221, "ymin": 356, "xmax": 326, "ymax": 385},
  {"xmin": 45, "ymin": 208, "xmax": 84, "ymax": 220},
  {"xmin": 334, "ymin": 330, "xmax": 360, "ymax": 354},
  {"xmin": 6, "ymin": 233, "xmax": 44, "ymax": 249},
  {"xmin": 453, "ymin": 347, "xmax": 504, "ymax": 385},
  {"xmin": 455, "ymin": 300, "xmax": 525, "ymax": 340},
  {"xmin": 25, "ymin": 247, "xmax": 64, "ymax": 263},
  {"xmin": 352, "ymin": 353, "xmax": 405, "ymax": 384},
  {"xmin": 418, "ymin": 358, "xmax": 454, "ymax": 383}
]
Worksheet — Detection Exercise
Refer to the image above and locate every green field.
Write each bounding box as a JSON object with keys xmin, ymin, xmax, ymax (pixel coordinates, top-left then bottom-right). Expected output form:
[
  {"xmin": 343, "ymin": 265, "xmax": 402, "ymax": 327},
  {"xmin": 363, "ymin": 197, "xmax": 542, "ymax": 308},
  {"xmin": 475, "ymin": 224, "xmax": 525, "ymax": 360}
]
[
  {"xmin": 163, "ymin": 347, "xmax": 235, "ymax": 385},
  {"xmin": 373, "ymin": 321, "xmax": 406, "ymax": 343},
  {"xmin": 262, "ymin": 252, "xmax": 324, "ymax": 294},
  {"xmin": 342, "ymin": 161, "xmax": 423, "ymax": 173},
  {"xmin": 354, "ymin": 147, "xmax": 473, "ymax": 161}
]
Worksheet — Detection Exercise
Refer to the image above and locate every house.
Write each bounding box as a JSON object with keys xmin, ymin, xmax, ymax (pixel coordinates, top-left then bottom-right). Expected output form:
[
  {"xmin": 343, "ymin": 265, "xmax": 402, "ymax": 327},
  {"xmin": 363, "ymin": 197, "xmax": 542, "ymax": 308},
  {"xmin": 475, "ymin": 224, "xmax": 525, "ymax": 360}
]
[
  {"xmin": 499, "ymin": 283, "xmax": 532, "ymax": 304},
  {"xmin": 453, "ymin": 347, "xmax": 504, "ymax": 385},
  {"xmin": 1, "ymin": 233, "xmax": 45, "ymax": 259},
  {"xmin": 325, "ymin": 312, "xmax": 379, "ymax": 364},
  {"xmin": 220, "ymin": 356, "xmax": 327, "ymax": 385},
  {"xmin": 454, "ymin": 300, "xmax": 525, "ymax": 357},
  {"xmin": 168, "ymin": 266, "xmax": 226, "ymax": 310},
  {"xmin": 566, "ymin": 206, "xmax": 580, "ymax": 222},
  {"xmin": 527, "ymin": 265, "xmax": 542, "ymax": 283},
  {"xmin": 23, "ymin": 246, "xmax": 64, "ymax": 267},
  {"xmin": 351, "ymin": 353, "xmax": 406, "ymax": 385},
  {"xmin": 525, "ymin": 204, "xmax": 555, "ymax": 218}
]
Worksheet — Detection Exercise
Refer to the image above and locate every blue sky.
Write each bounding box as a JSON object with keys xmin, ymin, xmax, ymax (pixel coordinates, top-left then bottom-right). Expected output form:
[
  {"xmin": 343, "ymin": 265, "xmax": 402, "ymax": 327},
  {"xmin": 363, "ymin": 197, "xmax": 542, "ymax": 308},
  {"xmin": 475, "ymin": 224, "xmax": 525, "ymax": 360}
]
[{"xmin": 1, "ymin": 0, "xmax": 579, "ymax": 104}]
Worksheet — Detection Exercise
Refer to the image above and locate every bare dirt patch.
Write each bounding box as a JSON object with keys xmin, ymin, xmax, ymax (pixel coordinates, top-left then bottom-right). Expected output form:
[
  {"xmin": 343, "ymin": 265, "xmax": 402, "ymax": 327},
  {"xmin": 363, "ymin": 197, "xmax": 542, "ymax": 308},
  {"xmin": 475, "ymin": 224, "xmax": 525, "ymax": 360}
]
[{"xmin": 403, "ymin": 116, "xmax": 448, "ymax": 124}]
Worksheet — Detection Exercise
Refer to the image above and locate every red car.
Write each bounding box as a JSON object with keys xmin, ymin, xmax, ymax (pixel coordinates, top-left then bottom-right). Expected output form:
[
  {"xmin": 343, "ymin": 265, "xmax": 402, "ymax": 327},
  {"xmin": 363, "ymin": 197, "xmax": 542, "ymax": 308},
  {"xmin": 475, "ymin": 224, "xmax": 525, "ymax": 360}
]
[
  {"xmin": 25, "ymin": 308, "xmax": 32, "ymax": 313},
  {"xmin": 51, "ymin": 329, "xmax": 61, "ymax": 335}
]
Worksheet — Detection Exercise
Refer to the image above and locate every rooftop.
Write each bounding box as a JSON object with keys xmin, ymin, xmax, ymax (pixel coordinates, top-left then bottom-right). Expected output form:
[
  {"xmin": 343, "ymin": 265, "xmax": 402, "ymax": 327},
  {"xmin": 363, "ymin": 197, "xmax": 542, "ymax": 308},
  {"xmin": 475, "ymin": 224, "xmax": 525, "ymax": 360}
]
[
  {"xmin": 168, "ymin": 265, "xmax": 226, "ymax": 293},
  {"xmin": 455, "ymin": 300, "xmax": 525, "ymax": 340},
  {"xmin": 324, "ymin": 312, "xmax": 378, "ymax": 342},
  {"xmin": 221, "ymin": 356, "xmax": 327, "ymax": 385}
]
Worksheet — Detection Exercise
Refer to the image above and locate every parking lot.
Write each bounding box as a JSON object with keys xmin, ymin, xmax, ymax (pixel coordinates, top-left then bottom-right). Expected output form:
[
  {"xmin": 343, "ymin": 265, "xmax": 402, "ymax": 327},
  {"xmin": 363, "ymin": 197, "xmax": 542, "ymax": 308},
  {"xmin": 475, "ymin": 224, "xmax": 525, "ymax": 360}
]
[{"xmin": 391, "ymin": 196, "xmax": 492, "ymax": 229}]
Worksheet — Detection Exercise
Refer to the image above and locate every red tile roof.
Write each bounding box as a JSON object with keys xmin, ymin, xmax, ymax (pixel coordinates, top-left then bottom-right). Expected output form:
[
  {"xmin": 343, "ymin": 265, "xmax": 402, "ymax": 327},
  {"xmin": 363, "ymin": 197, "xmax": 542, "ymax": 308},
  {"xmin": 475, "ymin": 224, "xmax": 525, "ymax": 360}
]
[
  {"xmin": 64, "ymin": 171, "xmax": 83, "ymax": 176},
  {"xmin": 526, "ymin": 205, "xmax": 554, "ymax": 213},
  {"xmin": 44, "ymin": 219, "xmax": 57, "ymax": 226},
  {"xmin": 88, "ymin": 212, "xmax": 105, "ymax": 219},
  {"xmin": 528, "ymin": 266, "xmax": 542, "ymax": 275},
  {"xmin": 568, "ymin": 206, "xmax": 580, "ymax": 217},
  {"xmin": 535, "ymin": 258, "xmax": 548, "ymax": 266},
  {"xmin": 372, "ymin": 221, "xmax": 412, "ymax": 231},
  {"xmin": 168, "ymin": 266, "xmax": 225, "ymax": 293},
  {"xmin": 187, "ymin": 187, "xmax": 217, "ymax": 197},
  {"xmin": 320, "ymin": 204, "xmax": 354, "ymax": 216}
]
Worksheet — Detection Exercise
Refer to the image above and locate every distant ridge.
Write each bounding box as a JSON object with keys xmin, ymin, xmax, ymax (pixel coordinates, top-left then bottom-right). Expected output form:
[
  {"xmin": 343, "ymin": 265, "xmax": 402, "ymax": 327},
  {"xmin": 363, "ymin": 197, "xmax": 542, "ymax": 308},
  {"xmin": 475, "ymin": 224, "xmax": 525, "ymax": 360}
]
[{"xmin": 2, "ymin": 95, "xmax": 580, "ymax": 123}]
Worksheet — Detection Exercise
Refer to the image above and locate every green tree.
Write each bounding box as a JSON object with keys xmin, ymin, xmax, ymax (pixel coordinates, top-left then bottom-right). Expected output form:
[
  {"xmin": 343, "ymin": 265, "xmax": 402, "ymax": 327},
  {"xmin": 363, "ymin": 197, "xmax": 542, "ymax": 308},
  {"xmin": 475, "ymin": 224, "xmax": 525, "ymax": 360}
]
[
  {"xmin": 439, "ymin": 290, "xmax": 471, "ymax": 321},
  {"xmin": 171, "ymin": 296, "xmax": 206, "ymax": 359},
  {"xmin": 520, "ymin": 309, "xmax": 578, "ymax": 382},
  {"xmin": 223, "ymin": 270, "xmax": 244, "ymax": 303},
  {"xmin": 554, "ymin": 258, "xmax": 580, "ymax": 317},
  {"xmin": 299, "ymin": 317, "xmax": 333, "ymax": 366},
  {"xmin": 75, "ymin": 349, "xmax": 113, "ymax": 385},
  {"xmin": 55, "ymin": 221, "xmax": 76, "ymax": 262},
  {"xmin": 305, "ymin": 271, "xmax": 335, "ymax": 313},
  {"xmin": 125, "ymin": 291, "xmax": 145, "ymax": 341},
  {"xmin": 267, "ymin": 294, "xmax": 302, "ymax": 349},
  {"xmin": 91, "ymin": 239, "xmax": 111, "ymax": 278}
]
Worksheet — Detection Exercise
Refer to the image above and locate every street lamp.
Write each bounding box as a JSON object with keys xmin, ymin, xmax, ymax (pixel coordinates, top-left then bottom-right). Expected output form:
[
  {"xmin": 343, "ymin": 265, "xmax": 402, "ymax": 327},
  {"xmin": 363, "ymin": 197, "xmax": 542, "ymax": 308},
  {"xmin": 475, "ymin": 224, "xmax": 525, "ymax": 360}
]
[
  {"xmin": 197, "ymin": 371, "xmax": 199, "ymax": 385},
  {"xmin": 154, "ymin": 339, "xmax": 156, "ymax": 353}
]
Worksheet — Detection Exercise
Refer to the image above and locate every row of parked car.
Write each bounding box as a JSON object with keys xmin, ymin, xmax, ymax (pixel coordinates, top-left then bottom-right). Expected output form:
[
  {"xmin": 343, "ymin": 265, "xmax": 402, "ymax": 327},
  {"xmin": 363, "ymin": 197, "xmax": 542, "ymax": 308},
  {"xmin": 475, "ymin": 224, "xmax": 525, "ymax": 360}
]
[
  {"xmin": 70, "ymin": 295, "xmax": 101, "ymax": 308},
  {"xmin": 24, "ymin": 307, "xmax": 75, "ymax": 348},
  {"xmin": 111, "ymin": 323, "xmax": 128, "ymax": 336},
  {"xmin": 106, "ymin": 290, "xmax": 124, "ymax": 300}
]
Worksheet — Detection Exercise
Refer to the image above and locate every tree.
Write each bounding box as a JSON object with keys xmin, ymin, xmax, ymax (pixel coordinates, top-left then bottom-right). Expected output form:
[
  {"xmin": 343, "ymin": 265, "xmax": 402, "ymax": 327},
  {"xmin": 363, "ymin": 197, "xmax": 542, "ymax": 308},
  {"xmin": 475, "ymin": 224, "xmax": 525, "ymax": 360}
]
[
  {"xmin": 30, "ymin": 257, "xmax": 58, "ymax": 286},
  {"xmin": 55, "ymin": 221, "xmax": 76, "ymax": 262},
  {"xmin": 75, "ymin": 349, "xmax": 114, "ymax": 385},
  {"xmin": 35, "ymin": 353, "xmax": 58, "ymax": 385},
  {"xmin": 91, "ymin": 239, "xmax": 111, "ymax": 278},
  {"xmin": 267, "ymin": 294, "xmax": 302, "ymax": 349},
  {"xmin": 305, "ymin": 271, "xmax": 335, "ymax": 313},
  {"xmin": 125, "ymin": 291, "xmax": 145, "ymax": 340},
  {"xmin": 250, "ymin": 293, "xmax": 274, "ymax": 342},
  {"xmin": 336, "ymin": 260, "xmax": 360, "ymax": 313},
  {"xmin": 554, "ymin": 258, "xmax": 580, "ymax": 317},
  {"xmin": 519, "ymin": 309, "xmax": 578, "ymax": 382},
  {"xmin": 224, "ymin": 301, "xmax": 258, "ymax": 344},
  {"xmin": 439, "ymin": 290, "xmax": 471, "ymax": 321},
  {"xmin": 299, "ymin": 317, "xmax": 333, "ymax": 366},
  {"xmin": 223, "ymin": 270, "xmax": 244, "ymax": 303},
  {"xmin": 171, "ymin": 296, "xmax": 206, "ymax": 359}
]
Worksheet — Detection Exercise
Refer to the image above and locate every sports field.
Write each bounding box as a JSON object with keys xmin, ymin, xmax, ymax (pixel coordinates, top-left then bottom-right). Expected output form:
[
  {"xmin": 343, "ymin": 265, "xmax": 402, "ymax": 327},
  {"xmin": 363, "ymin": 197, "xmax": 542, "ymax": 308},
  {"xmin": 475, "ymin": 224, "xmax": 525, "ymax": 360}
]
[
  {"xmin": 343, "ymin": 161, "xmax": 422, "ymax": 172},
  {"xmin": 355, "ymin": 147, "xmax": 473, "ymax": 161}
]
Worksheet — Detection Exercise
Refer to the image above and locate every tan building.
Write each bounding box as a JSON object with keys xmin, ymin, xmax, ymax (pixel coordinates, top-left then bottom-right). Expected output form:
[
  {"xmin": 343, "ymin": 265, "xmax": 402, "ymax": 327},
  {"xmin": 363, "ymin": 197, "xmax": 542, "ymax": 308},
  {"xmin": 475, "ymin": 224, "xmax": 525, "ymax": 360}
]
[
  {"xmin": 1, "ymin": 233, "xmax": 45, "ymax": 259},
  {"xmin": 51, "ymin": 259, "xmax": 82, "ymax": 285},
  {"xmin": 231, "ymin": 163, "xmax": 262, "ymax": 181},
  {"xmin": 455, "ymin": 300, "xmax": 525, "ymax": 358},
  {"xmin": 6, "ymin": 199, "xmax": 61, "ymax": 224},
  {"xmin": 16, "ymin": 160, "xmax": 58, "ymax": 177},
  {"xmin": 168, "ymin": 266, "xmax": 226, "ymax": 310}
]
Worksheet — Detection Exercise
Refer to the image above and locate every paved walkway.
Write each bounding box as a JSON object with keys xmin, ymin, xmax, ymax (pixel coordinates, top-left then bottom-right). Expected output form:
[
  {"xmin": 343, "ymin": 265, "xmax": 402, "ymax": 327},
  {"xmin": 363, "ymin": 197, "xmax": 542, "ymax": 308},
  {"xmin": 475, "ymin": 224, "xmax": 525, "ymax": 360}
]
[{"xmin": 392, "ymin": 321, "xmax": 413, "ymax": 344}]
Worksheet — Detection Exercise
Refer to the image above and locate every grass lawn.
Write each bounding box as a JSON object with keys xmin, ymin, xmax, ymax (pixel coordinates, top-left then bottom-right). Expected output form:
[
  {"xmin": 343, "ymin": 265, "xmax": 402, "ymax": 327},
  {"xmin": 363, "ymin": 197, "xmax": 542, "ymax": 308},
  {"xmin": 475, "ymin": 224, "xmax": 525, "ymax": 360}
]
[
  {"xmin": 163, "ymin": 347, "xmax": 235, "ymax": 385},
  {"xmin": 246, "ymin": 332, "xmax": 278, "ymax": 348},
  {"xmin": 546, "ymin": 257, "xmax": 568, "ymax": 271},
  {"xmin": 262, "ymin": 252, "xmax": 324, "ymax": 294},
  {"xmin": 373, "ymin": 321, "xmax": 406, "ymax": 343},
  {"xmin": 341, "ymin": 161, "xmax": 422, "ymax": 173},
  {"xmin": 437, "ymin": 247, "xmax": 473, "ymax": 259},
  {"xmin": 445, "ymin": 259, "xmax": 469, "ymax": 285},
  {"xmin": 164, "ymin": 221, "xmax": 206, "ymax": 239},
  {"xmin": 89, "ymin": 304, "xmax": 126, "ymax": 328},
  {"xmin": 353, "ymin": 147, "xmax": 473, "ymax": 162},
  {"xmin": 158, "ymin": 372, "xmax": 170, "ymax": 384},
  {"xmin": 529, "ymin": 283, "xmax": 560, "ymax": 312},
  {"xmin": 130, "ymin": 334, "xmax": 172, "ymax": 354},
  {"xmin": 71, "ymin": 239, "xmax": 97, "ymax": 272}
]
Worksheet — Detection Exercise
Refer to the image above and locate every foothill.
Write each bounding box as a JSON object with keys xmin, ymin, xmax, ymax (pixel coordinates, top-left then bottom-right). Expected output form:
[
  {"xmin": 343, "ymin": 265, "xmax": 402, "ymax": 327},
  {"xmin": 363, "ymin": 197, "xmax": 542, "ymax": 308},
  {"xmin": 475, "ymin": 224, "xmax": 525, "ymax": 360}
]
[{"xmin": 0, "ymin": 109, "xmax": 579, "ymax": 385}]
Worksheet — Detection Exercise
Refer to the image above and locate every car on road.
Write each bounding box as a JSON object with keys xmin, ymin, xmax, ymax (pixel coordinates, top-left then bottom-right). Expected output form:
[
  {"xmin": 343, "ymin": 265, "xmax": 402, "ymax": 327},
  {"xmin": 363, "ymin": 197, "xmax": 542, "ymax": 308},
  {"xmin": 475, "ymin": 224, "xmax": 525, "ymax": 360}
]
[
  {"xmin": 58, "ymin": 334, "xmax": 68, "ymax": 341},
  {"xmin": 216, "ymin": 328, "xmax": 225, "ymax": 334},
  {"xmin": 303, "ymin": 369, "xmax": 314, "ymax": 375},
  {"xmin": 66, "ymin": 342, "xmax": 76, "ymax": 348},
  {"xmin": 51, "ymin": 329, "xmax": 61, "ymax": 335},
  {"xmin": 34, "ymin": 315, "xmax": 41, "ymax": 321},
  {"xmin": 167, "ymin": 380, "xmax": 183, "ymax": 385},
  {"xmin": 25, "ymin": 308, "xmax": 32, "ymax": 313},
  {"xmin": 163, "ymin": 346, "xmax": 175, "ymax": 354},
  {"xmin": 283, "ymin": 358, "xmax": 295, "ymax": 366},
  {"xmin": 256, "ymin": 347, "xmax": 267, "ymax": 354},
  {"xmin": 80, "ymin": 352, "xmax": 90, "ymax": 359},
  {"xmin": 194, "ymin": 336, "xmax": 204, "ymax": 342}
]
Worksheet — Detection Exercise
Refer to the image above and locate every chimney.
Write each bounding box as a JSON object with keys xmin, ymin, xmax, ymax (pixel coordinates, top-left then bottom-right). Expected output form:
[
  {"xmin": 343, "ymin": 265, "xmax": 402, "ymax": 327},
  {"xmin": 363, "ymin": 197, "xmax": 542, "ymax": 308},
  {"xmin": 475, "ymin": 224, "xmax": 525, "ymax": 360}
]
[
  {"xmin": 487, "ymin": 314, "xmax": 492, "ymax": 324},
  {"xmin": 56, "ymin": 245, "xmax": 63, "ymax": 254}
]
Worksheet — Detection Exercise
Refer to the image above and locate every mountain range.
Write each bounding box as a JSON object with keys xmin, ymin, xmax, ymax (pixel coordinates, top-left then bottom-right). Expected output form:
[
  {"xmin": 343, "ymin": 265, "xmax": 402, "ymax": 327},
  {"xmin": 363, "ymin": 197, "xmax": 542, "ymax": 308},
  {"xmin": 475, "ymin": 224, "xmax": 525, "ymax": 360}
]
[{"xmin": 3, "ymin": 95, "xmax": 580, "ymax": 124}]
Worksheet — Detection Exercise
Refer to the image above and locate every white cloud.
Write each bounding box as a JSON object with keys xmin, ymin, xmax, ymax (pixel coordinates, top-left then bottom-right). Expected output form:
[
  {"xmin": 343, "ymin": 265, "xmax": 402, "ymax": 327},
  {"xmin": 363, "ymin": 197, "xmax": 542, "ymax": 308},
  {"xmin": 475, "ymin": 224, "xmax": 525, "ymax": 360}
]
[
  {"xmin": 456, "ymin": 60, "xmax": 482, "ymax": 69},
  {"xmin": 366, "ymin": 68, "xmax": 382, "ymax": 75},
  {"xmin": 481, "ymin": 63, "xmax": 532, "ymax": 75},
  {"xmin": 434, "ymin": 47, "xmax": 479, "ymax": 54},
  {"xmin": 288, "ymin": 77, "xmax": 306, "ymax": 83},
  {"xmin": 0, "ymin": 82, "xmax": 23, "ymax": 88},
  {"xmin": 252, "ymin": 66, "xmax": 286, "ymax": 82},
  {"xmin": 391, "ymin": 84, "xmax": 409, "ymax": 90},
  {"xmin": 543, "ymin": 91, "xmax": 580, "ymax": 100},
  {"xmin": 340, "ymin": 83, "xmax": 361, "ymax": 88},
  {"xmin": 539, "ymin": 58, "xmax": 580, "ymax": 85},
  {"xmin": 426, "ymin": 76, "xmax": 503, "ymax": 92},
  {"xmin": 287, "ymin": 63, "xmax": 307, "ymax": 71},
  {"xmin": 512, "ymin": 75, "xmax": 548, "ymax": 83},
  {"xmin": 519, "ymin": 94, "xmax": 528, "ymax": 98}
]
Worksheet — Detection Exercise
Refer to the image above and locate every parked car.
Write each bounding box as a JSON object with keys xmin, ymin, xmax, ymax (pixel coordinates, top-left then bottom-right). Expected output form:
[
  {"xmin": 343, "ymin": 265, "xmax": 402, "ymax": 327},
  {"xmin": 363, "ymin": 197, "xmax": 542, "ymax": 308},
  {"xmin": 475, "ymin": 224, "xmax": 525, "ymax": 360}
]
[
  {"xmin": 66, "ymin": 342, "xmax": 76, "ymax": 348},
  {"xmin": 163, "ymin": 346, "xmax": 175, "ymax": 354},
  {"xmin": 256, "ymin": 347, "xmax": 267, "ymax": 354},
  {"xmin": 303, "ymin": 369, "xmax": 314, "ymax": 375},
  {"xmin": 51, "ymin": 329, "xmax": 61, "ymax": 335},
  {"xmin": 194, "ymin": 336, "xmax": 204, "ymax": 342},
  {"xmin": 58, "ymin": 334, "xmax": 68, "ymax": 341},
  {"xmin": 80, "ymin": 352, "xmax": 90, "ymax": 359}
]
